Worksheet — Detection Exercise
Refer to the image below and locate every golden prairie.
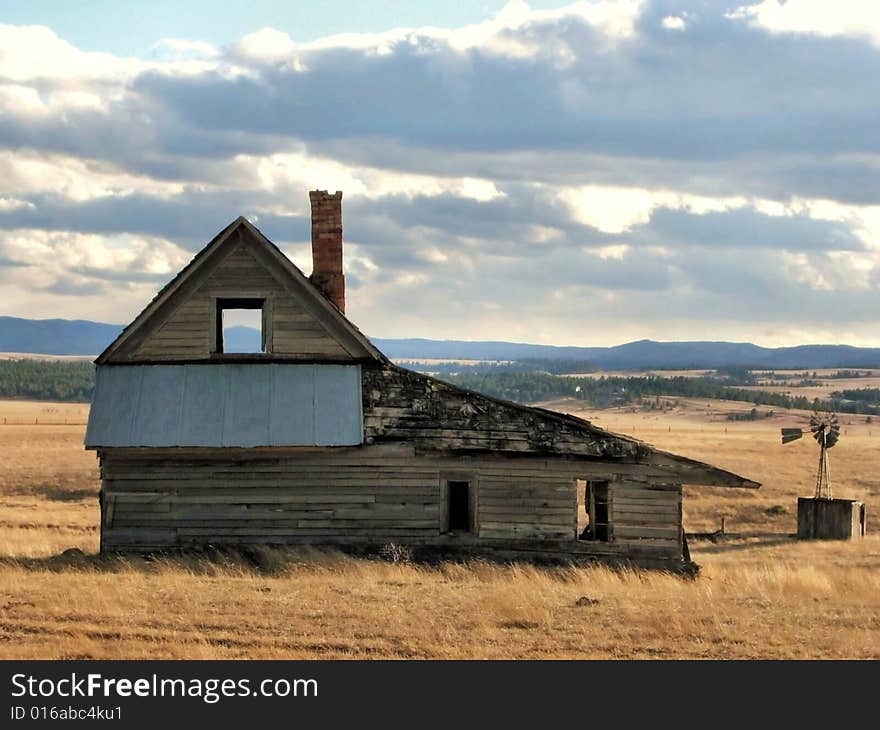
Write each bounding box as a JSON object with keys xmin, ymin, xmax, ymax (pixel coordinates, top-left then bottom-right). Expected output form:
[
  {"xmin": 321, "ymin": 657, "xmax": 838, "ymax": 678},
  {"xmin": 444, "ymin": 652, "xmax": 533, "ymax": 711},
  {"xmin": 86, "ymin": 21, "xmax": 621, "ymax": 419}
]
[{"xmin": 1, "ymin": 397, "xmax": 878, "ymax": 660}]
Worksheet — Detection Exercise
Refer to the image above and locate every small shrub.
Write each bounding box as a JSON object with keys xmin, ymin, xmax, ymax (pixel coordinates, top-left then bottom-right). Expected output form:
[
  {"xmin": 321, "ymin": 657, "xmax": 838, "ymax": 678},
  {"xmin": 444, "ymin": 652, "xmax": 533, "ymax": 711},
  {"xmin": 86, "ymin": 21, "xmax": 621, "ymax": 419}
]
[
  {"xmin": 379, "ymin": 543, "xmax": 413, "ymax": 564},
  {"xmin": 765, "ymin": 505, "xmax": 788, "ymax": 516}
]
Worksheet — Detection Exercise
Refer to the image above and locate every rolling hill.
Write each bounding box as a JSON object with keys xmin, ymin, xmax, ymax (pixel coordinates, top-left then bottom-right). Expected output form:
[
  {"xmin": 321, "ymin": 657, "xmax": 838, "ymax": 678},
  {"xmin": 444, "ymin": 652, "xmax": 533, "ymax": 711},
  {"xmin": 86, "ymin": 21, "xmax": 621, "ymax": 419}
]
[{"xmin": 2, "ymin": 315, "xmax": 879, "ymax": 369}]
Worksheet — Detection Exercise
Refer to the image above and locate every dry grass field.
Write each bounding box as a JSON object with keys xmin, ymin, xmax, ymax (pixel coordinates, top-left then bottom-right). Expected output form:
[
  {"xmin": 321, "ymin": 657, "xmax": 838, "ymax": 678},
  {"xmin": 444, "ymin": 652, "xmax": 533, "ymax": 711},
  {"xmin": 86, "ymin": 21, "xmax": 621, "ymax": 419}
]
[{"xmin": 1, "ymin": 397, "xmax": 878, "ymax": 660}]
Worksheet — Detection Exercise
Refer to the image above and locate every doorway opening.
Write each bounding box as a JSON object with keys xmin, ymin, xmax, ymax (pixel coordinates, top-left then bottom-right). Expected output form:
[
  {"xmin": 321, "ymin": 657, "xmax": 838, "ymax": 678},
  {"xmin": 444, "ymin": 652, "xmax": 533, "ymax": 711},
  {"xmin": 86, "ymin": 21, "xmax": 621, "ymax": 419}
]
[
  {"xmin": 580, "ymin": 480, "xmax": 611, "ymax": 541},
  {"xmin": 447, "ymin": 480, "xmax": 471, "ymax": 532}
]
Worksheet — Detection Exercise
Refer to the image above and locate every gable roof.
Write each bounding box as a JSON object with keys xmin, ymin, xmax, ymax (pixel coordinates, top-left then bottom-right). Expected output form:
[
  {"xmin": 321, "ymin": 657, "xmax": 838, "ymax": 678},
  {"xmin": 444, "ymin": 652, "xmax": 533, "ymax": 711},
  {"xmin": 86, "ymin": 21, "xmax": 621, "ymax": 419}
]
[{"xmin": 96, "ymin": 217, "xmax": 385, "ymax": 364}]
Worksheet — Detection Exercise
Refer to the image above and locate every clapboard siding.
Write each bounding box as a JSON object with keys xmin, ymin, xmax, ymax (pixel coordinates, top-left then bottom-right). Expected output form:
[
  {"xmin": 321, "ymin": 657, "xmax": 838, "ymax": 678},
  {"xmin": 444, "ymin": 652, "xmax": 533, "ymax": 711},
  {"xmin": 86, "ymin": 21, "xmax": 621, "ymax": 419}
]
[
  {"xmin": 98, "ymin": 449, "xmax": 686, "ymax": 563},
  {"xmin": 478, "ymin": 475, "xmax": 575, "ymax": 541},
  {"xmin": 101, "ymin": 449, "xmax": 577, "ymax": 549},
  {"xmin": 130, "ymin": 244, "xmax": 351, "ymax": 361},
  {"xmin": 608, "ymin": 482, "xmax": 682, "ymax": 549},
  {"xmin": 101, "ymin": 452, "xmax": 443, "ymax": 550}
]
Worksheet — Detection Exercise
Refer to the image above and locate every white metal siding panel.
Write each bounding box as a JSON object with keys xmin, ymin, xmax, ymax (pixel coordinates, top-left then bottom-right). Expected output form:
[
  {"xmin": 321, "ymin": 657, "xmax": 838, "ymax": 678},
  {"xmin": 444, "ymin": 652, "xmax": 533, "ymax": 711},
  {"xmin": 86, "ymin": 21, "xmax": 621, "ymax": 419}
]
[
  {"xmin": 270, "ymin": 364, "xmax": 316, "ymax": 445},
  {"xmin": 177, "ymin": 365, "xmax": 226, "ymax": 446},
  {"xmin": 85, "ymin": 364, "xmax": 363, "ymax": 447},
  {"xmin": 132, "ymin": 366, "xmax": 184, "ymax": 446},
  {"xmin": 85, "ymin": 366, "xmax": 141, "ymax": 447},
  {"xmin": 315, "ymin": 365, "xmax": 364, "ymax": 446},
  {"xmin": 222, "ymin": 365, "xmax": 272, "ymax": 447}
]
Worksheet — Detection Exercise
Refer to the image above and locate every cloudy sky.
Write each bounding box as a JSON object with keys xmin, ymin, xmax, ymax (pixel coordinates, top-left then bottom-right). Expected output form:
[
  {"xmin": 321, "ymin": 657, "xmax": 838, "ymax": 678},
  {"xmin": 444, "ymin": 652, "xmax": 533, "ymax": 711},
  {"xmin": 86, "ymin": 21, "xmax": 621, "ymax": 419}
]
[{"xmin": 1, "ymin": 0, "xmax": 879, "ymax": 347}]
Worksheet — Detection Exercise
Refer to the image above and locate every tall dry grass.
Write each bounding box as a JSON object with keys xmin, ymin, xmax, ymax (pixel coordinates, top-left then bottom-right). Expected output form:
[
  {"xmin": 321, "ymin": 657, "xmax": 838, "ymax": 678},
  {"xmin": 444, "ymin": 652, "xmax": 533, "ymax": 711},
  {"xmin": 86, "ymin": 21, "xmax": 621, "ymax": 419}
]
[{"xmin": 2, "ymin": 541, "xmax": 878, "ymax": 659}]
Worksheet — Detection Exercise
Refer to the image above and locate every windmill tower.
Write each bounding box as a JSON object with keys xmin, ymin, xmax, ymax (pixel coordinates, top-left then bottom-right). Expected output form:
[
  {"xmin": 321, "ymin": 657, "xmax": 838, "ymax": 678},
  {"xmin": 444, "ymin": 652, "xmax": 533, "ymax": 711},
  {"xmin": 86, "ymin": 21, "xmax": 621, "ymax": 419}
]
[{"xmin": 782, "ymin": 412, "xmax": 866, "ymax": 540}]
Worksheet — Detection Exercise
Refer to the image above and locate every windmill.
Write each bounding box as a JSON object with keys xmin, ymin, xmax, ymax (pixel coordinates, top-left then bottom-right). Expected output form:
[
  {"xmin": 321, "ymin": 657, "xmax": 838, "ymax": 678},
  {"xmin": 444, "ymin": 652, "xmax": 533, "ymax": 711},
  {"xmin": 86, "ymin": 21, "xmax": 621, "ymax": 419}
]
[{"xmin": 781, "ymin": 412, "xmax": 840, "ymax": 499}]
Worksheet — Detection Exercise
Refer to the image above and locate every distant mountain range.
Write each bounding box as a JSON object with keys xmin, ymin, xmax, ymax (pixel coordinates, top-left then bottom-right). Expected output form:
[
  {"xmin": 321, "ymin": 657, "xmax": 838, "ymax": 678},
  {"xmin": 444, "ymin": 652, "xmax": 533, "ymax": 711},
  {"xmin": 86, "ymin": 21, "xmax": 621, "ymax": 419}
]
[
  {"xmin": 377, "ymin": 337, "xmax": 880, "ymax": 369},
  {"xmin": 0, "ymin": 317, "xmax": 122, "ymax": 356},
  {"xmin": 2, "ymin": 315, "xmax": 879, "ymax": 369}
]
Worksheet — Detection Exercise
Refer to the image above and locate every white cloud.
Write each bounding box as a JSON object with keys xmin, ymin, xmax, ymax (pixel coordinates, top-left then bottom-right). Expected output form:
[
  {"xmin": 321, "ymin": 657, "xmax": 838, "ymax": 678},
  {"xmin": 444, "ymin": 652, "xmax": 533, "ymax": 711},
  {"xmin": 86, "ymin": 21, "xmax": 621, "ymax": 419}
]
[
  {"xmin": 1, "ymin": 229, "xmax": 188, "ymax": 273},
  {"xmin": 0, "ymin": 151, "xmax": 186, "ymax": 202},
  {"xmin": 560, "ymin": 185, "xmax": 658, "ymax": 233},
  {"xmin": 248, "ymin": 151, "xmax": 502, "ymax": 204},
  {"xmin": 661, "ymin": 16, "xmax": 686, "ymax": 31},
  {"xmin": 776, "ymin": 197, "xmax": 880, "ymax": 251},
  {"xmin": 0, "ymin": 198, "xmax": 34, "ymax": 212},
  {"xmin": 559, "ymin": 185, "xmax": 750, "ymax": 233},
  {"xmin": 299, "ymin": 0, "xmax": 644, "ymax": 59},
  {"xmin": 730, "ymin": 0, "xmax": 880, "ymax": 46},
  {"xmin": 594, "ymin": 244, "xmax": 630, "ymax": 260},
  {"xmin": 233, "ymin": 27, "xmax": 301, "ymax": 67},
  {"xmin": 0, "ymin": 24, "xmax": 143, "ymax": 82}
]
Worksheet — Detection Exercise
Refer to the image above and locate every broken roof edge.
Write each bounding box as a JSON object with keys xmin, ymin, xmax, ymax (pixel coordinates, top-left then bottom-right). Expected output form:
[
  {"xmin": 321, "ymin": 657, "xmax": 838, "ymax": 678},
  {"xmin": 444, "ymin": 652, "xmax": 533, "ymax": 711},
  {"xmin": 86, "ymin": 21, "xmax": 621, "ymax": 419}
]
[
  {"xmin": 389, "ymin": 363, "xmax": 760, "ymax": 488},
  {"xmin": 643, "ymin": 449, "xmax": 761, "ymax": 489},
  {"xmin": 386, "ymin": 362, "xmax": 651, "ymax": 457}
]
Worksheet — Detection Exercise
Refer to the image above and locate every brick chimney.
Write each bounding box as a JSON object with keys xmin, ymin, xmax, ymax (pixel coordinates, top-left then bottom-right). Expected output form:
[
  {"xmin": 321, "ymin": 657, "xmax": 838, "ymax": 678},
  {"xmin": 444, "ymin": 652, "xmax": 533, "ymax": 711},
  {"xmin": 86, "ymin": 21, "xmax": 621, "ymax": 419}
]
[{"xmin": 309, "ymin": 190, "xmax": 345, "ymax": 313}]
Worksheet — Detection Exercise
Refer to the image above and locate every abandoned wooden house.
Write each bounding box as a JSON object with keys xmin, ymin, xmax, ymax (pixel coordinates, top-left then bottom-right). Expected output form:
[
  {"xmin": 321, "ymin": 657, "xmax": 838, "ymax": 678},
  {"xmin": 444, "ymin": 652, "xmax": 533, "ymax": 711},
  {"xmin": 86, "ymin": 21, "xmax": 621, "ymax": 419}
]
[{"xmin": 85, "ymin": 190, "xmax": 759, "ymax": 570}]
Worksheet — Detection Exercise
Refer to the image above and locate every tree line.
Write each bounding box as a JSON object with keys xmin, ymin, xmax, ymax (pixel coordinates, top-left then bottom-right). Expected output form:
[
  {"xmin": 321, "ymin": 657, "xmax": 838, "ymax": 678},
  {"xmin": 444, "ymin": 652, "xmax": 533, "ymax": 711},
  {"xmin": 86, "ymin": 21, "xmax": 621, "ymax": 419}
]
[
  {"xmin": 0, "ymin": 360, "xmax": 94, "ymax": 402},
  {"xmin": 442, "ymin": 371, "xmax": 880, "ymax": 415}
]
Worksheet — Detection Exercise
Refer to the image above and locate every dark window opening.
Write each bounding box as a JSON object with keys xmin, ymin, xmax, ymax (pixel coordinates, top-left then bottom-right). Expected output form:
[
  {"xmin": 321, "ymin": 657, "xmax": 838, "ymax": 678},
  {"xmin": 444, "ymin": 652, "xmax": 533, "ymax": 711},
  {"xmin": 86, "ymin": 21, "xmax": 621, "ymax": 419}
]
[
  {"xmin": 581, "ymin": 481, "xmax": 611, "ymax": 542},
  {"xmin": 447, "ymin": 480, "xmax": 471, "ymax": 532},
  {"xmin": 215, "ymin": 298, "xmax": 266, "ymax": 354}
]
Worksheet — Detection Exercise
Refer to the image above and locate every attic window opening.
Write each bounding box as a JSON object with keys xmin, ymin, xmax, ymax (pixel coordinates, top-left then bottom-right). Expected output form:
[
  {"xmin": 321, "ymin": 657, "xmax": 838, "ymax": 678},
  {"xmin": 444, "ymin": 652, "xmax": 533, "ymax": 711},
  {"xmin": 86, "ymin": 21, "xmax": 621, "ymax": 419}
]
[{"xmin": 215, "ymin": 298, "xmax": 267, "ymax": 354}]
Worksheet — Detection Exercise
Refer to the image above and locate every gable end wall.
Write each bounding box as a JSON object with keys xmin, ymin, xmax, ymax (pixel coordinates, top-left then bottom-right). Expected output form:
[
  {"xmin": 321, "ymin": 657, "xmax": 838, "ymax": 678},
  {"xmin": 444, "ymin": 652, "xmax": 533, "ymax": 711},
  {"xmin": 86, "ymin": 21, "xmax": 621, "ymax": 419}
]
[{"xmin": 129, "ymin": 244, "xmax": 351, "ymax": 361}]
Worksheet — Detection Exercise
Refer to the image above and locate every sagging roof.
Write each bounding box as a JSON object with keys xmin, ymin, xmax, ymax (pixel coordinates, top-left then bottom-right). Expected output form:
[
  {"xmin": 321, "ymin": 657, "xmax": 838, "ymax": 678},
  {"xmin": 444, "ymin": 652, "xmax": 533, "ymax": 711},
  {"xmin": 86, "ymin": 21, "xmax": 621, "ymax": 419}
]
[{"xmin": 363, "ymin": 363, "xmax": 760, "ymax": 489}]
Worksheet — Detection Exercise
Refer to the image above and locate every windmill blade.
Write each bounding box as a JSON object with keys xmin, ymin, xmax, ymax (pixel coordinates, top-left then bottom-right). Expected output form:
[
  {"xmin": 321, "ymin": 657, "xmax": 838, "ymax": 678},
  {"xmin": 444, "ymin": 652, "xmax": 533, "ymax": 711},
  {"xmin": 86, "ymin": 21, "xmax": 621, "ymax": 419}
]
[
  {"xmin": 826, "ymin": 421, "xmax": 841, "ymax": 448},
  {"xmin": 783, "ymin": 411, "xmax": 843, "ymax": 449},
  {"xmin": 805, "ymin": 411, "xmax": 842, "ymax": 448},
  {"xmin": 781, "ymin": 428, "xmax": 804, "ymax": 444}
]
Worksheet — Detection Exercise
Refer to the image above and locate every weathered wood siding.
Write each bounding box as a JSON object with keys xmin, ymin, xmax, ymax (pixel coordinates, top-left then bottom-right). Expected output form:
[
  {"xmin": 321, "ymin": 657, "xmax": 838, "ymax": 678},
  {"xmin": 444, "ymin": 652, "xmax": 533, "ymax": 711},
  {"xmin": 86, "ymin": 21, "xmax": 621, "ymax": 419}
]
[
  {"xmin": 607, "ymin": 481, "xmax": 682, "ymax": 551},
  {"xmin": 130, "ymin": 244, "xmax": 351, "ymax": 361},
  {"xmin": 477, "ymin": 474, "xmax": 576, "ymax": 541},
  {"xmin": 101, "ymin": 451, "xmax": 441, "ymax": 549},
  {"xmin": 98, "ymin": 448, "xmax": 684, "ymax": 565},
  {"xmin": 797, "ymin": 497, "xmax": 865, "ymax": 540}
]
